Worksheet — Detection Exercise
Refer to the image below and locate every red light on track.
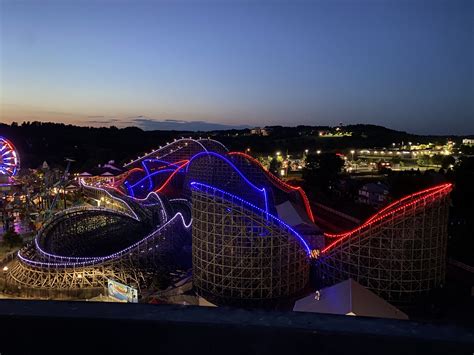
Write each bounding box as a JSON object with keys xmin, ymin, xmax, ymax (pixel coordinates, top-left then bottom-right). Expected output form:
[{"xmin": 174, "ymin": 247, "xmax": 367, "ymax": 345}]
[
  {"xmin": 154, "ymin": 161, "xmax": 189, "ymax": 193},
  {"xmin": 228, "ymin": 152, "xmax": 315, "ymax": 223},
  {"xmin": 321, "ymin": 183, "xmax": 452, "ymax": 253}
]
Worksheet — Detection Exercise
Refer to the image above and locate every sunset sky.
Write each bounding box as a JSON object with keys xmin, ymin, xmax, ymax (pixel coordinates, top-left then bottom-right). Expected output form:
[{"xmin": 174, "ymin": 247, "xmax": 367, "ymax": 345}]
[{"xmin": 1, "ymin": 0, "xmax": 473, "ymax": 134}]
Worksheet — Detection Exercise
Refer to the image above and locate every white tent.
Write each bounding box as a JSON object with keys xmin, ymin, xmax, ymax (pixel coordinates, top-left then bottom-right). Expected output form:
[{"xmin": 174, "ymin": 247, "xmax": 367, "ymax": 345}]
[{"xmin": 293, "ymin": 278, "xmax": 408, "ymax": 320}]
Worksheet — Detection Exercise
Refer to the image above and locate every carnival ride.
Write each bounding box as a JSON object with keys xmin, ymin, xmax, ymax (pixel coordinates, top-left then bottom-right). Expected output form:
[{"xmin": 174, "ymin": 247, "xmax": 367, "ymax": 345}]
[
  {"xmin": 3, "ymin": 138, "xmax": 317, "ymax": 301},
  {"xmin": 0, "ymin": 136, "xmax": 20, "ymax": 181},
  {"xmin": 1, "ymin": 137, "xmax": 453, "ymax": 306}
]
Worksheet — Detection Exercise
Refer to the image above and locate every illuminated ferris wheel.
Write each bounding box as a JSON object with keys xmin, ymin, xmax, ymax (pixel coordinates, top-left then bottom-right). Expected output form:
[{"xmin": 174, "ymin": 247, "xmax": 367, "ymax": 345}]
[{"xmin": 0, "ymin": 137, "xmax": 20, "ymax": 178}]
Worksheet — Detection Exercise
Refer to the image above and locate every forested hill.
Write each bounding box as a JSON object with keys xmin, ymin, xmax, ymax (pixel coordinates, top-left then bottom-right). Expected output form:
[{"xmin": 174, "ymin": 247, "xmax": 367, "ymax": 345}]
[{"xmin": 0, "ymin": 122, "xmax": 466, "ymax": 172}]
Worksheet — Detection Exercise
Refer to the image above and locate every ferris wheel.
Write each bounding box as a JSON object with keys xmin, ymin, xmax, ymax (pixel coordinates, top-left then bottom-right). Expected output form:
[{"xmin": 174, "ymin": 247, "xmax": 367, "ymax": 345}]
[{"xmin": 0, "ymin": 137, "xmax": 20, "ymax": 178}]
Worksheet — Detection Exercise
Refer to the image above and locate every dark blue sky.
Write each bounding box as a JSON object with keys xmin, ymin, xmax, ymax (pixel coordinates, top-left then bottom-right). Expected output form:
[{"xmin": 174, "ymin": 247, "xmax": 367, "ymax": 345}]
[{"xmin": 1, "ymin": 0, "xmax": 473, "ymax": 134}]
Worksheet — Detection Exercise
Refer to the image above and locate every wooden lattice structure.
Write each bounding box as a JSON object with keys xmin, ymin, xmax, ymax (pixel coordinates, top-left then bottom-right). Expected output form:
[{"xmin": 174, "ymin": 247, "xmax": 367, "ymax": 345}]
[
  {"xmin": 318, "ymin": 183, "xmax": 452, "ymax": 304},
  {"xmin": 191, "ymin": 183, "xmax": 310, "ymax": 307},
  {"xmin": 3, "ymin": 196, "xmax": 192, "ymax": 298}
]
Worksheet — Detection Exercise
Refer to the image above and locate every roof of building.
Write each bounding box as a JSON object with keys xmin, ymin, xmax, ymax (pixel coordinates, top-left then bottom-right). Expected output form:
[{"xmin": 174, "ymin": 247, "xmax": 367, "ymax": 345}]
[
  {"xmin": 79, "ymin": 163, "xmax": 124, "ymax": 177},
  {"xmin": 275, "ymin": 200, "xmax": 321, "ymax": 235},
  {"xmin": 360, "ymin": 182, "xmax": 389, "ymax": 194},
  {"xmin": 293, "ymin": 278, "xmax": 408, "ymax": 320}
]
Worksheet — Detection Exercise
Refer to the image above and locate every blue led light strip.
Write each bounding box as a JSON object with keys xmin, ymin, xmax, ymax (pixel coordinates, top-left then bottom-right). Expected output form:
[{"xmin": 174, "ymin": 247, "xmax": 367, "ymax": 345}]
[
  {"xmin": 139, "ymin": 158, "xmax": 186, "ymax": 191},
  {"xmin": 130, "ymin": 168, "xmax": 175, "ymax": 189},
  {"xmin": 190, "ymin": 181, "xmax": 311, "ymax": 256},
  {"xmin": 105, "ymin": 187, "xmax": 169, "ymax": 221},
  {"xmin": 34, "ymin": 206, "xmax": 137, "ymax": 260},
  {"xmin": 141, "ymin": 160, "xmax": 153, "ymax": 191},
  {"xmin": 20, "ymin": 212, "xmax": 192, "ymax": 267},
  {"xmin": 186, "ymin": 151, "xmax": 269, "ymax": 216}
]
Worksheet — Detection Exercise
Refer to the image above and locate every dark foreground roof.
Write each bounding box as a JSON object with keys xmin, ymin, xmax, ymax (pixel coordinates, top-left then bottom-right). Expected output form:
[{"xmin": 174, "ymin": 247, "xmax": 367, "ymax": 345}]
[{"xmin": 0, "ymin": 299, "xmax": 472, "ymax": 355}]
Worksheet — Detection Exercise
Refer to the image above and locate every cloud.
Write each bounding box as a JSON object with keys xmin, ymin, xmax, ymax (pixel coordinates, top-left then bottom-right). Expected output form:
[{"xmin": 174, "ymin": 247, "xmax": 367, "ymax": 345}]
[
  {"xmin": 164, "ymin": 119, "xmax": 187, "ymax": 123},
  {"xmin": 86, "ymin": 118, "xmax": 122, "ymax": 125},
  {"xmin": 129, "ymin": 117, "xmax": 250, "ymax": 131}
]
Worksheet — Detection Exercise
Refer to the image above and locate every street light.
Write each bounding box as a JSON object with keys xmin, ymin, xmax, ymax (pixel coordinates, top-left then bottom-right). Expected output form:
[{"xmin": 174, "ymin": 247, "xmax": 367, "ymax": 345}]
[
  {"xmin": 276, "ymin": 151, "xmax": 281, "ymax": 156},
  {"xmin": 316, "ymin": 150, "xmax": 321, "ymax": 154}
]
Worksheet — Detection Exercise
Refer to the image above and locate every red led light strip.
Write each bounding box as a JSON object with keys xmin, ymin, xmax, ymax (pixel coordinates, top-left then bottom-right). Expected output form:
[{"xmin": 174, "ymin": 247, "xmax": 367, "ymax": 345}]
[
  {"xmin": 321, "ymin": 183, "xmax": 452, "ymax": 254},
  {"xmin": 114, "ymin": 159, "xmax": 189, "ymax": 189},
  {"xmin": 228, "ymin": 151, "xmax": 315, "ymax": 222},
  {"xmin": 154, "ymin": 160, "xmax": 189, "ymax": 193},
  {"xmin": 113, "ymin": 167, "xmax": 144, "ymax": 187}
]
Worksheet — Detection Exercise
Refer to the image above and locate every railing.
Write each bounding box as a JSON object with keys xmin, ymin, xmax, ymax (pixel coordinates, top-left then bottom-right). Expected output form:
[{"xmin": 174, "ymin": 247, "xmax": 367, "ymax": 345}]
[{"xmin": 124, "ymin": 138, "xmax": 208, "ymax": 167}]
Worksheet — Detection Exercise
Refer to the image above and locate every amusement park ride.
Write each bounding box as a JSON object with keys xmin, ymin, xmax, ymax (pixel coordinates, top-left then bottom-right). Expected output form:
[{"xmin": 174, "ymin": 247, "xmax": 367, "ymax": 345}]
[
  {"xmin": 44, "ymin": 158, "xmax": 75, "ymax": 220},
  {"xmin": 0, "ymin": 136, "xmax": 20, "ymax": 185},
  {"xmin": 0, "ymin": 137, "xmax": 453, "ymax": 308},
  {"xmin": 0, "ymin": 136, "xmax": 74, "ymax": 234},
  {"xmin": 0, "ymin": 137, "xmax": 21, "ymax": 232}
]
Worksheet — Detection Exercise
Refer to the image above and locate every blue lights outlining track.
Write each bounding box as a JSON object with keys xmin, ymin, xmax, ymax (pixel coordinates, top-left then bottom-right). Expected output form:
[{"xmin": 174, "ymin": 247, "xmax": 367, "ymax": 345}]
[
  {"xmin": 130, "ymin": 168, "xmax": 175, "ymax": 189},
  {"xmin": 21, "ymin": 211, "xmax": 192, "ymax": 267},
  {"xmin": 121, "ymin": 151, "xmax": 272, "ymax": 215},
  {"xmin": 186, "ymin": 151, "xmax": 269, "ymax": 216},
  {"xmin": 190, "ymin": 181, "xmax": 311, "ymax": 256},
  {"xmin": 127, "ymin": 159, "xmax": 186, "ymax": 195},
  {"xmin": 141, "ymin": 160, "xmax": 153, "ymax": 191}
]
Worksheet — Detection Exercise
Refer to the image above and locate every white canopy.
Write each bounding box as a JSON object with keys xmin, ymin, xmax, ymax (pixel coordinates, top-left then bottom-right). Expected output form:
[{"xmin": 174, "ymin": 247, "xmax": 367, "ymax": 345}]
[{"xmin": 294, "ymin": 278, "xmax": 408, "ymax": 320}]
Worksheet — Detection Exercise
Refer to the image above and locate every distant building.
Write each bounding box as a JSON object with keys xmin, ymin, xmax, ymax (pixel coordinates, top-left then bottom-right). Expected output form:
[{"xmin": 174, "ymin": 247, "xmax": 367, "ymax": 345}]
[
  {"xmin": 250, "ymin": 127, "xmax": 270, "ymax": 136},
  {"xmin": 358, "ymin": 182, "xmax": 390, "ymax": 207},
  {"xmin": 462, "ymin": 138, "xmax": 474, "ymax": 146},
  {"xmin": 77, "ymin": 161, "xmax": 123, "ymax": 186}
]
